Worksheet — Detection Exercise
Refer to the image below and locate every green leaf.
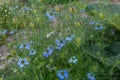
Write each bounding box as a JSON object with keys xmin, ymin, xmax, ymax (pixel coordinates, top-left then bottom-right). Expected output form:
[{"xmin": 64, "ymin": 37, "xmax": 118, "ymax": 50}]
[
  {"xmin": 104, "ymin": 41, "xmax": 120, "ymax": 57},
  {"xmin": 36, "ymin": 61, "xmax": 46, "ymax": 69}
]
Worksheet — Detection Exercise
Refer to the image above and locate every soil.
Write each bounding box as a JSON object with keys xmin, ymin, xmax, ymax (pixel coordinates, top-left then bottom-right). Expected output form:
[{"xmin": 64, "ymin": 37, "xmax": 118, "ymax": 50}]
[
  {"xmin": 0, "ymin": 45, "xmax": 9, "ymax": 66},
  {"xmin": 0, "ymin": 36, "xmax": 14, "ymax": 68}
]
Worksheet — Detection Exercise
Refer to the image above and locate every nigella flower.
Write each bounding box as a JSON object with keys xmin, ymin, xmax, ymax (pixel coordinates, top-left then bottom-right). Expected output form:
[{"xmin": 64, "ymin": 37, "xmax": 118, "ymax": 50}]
[
  {"xmin": 19, "ymin": 43, "xmax": 24, "ymax": 49},
  {"xmin": 17, "ymin": 58, "xmax": 29, "ymax": 68},
  {"xmin": 10, "ymin": 29, "xmax": 17, "ymax": 35},
  {"xmin": 15, "ymin": 5, "xmax": 19, "ymax": 9},
  {"xmin": 94, "ymin": 24, "xmax": 103, "ymax": 31},
  {"xmin": 43, "ymin": 52, "xmax": 49, "ymax": 58},
  {"xmin": 43, "ymin": 46, "xmax": 54, "ymax": 58},
  {"xmin": 57, "ymin": 70, "xmax": 69, "ymax": 80},
  {"xmin": 55, "ymin": 39, "xmax": 66, "ymax": 50},
  {"xmin": 45, "ymin": 13, "xmax": 55, "ymax": 22},
  {"xmin": 23, "ymin": 6, "xmax": 31, "ymax": 11},
  {"xmin": 89, "ymin": 21, "xmax": 95, "ymax": 25},
  {"xmin": 65, "ymin": 37, "xmax": 72, "ymax": 42},
  {"xmin": 29, "ymin": 49, "xmax": 36, "ymax": 55},
  {"xmin": 25, "ymin": 43, "xmax": 31, "ymax": 50},
  {"xmin": 12, "ymin": 6, "xmax": 19, "ymax": 10},
  {"xmin": 87, "ymin": 72, "xmax": 95, "ymax": 80},
  {"xmin": 68, "ymin": 56, "xmax": 78, "ymax": 64},
  {"xmin": 18, "ymin": 43, "xmax": 31, "ymax": 50},
  {"xmin": 65, "ymin": 34, "xmax": 75, "ymax": 42},
  {"xmin": 3, "ymin": 29, "xmax": 8, "ymax": 34},
  {"xmin": 94, "ymin": 26, "xmax": 103, "ymax": 31}
]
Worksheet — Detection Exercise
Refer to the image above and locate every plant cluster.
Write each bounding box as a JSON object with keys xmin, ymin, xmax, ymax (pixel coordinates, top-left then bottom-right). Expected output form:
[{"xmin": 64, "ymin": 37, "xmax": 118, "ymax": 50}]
[{"xmin": 0, "ymin": 0, "xmax": 120, "ymax": 80}]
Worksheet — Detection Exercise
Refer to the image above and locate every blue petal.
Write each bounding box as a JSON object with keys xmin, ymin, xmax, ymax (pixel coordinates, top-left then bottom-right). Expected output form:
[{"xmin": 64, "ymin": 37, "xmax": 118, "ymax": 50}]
[
  {"xmin": 45, "ymin": 13, "xmax": 50, "ymax": 17},
  {"xmin": 65, "ymin": 37, "xmax": 72, "ymax": 41},
  {"xmin": 3, "ymin": 30, "xmax": 8, "ymax": 34},
  {"xmin": 23, "ymin": 58, "xmax": 29, "ymax": 65},
  {"xmin": 25, "ymin": 43, "xmax": 31, "ymax": 50},
  {"xmin": 43, "ymin": 52, "xmax": 49, "ymax": 58},
  {"xmin": 29, "ymin": 49, "xmax": 36, "ymax": 55},
  {"xmin": 64, "ymin": 70, "xmax": 69, "ymax": 78},
  {"xmin": 89, "ymin": 76, "xmax": 95, "ymax": 80},
  {"xmin": 48, "ymin": 15, "xmax": 55, "ymax": 21}
]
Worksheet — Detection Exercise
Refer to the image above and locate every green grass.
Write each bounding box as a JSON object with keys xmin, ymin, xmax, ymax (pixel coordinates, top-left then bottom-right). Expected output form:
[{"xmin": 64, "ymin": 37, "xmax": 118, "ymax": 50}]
[{"xmin": 0, "ymin": 0, "xmax": 120, "ymax": 80}]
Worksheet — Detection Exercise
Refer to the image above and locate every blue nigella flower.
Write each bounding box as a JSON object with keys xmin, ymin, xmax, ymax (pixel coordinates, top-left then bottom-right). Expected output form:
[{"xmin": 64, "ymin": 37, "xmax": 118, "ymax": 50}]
[
  {"xmin": 15, "ymin": 5, "xmax": 19, "ymax": 9},
  {"xmin": 65, "ymin": 34, "xmax": 75, "ymax": 42},
  {"xmin": 17, "ymin": 58, "xmax": 29, "ymax": 68},
  {"xmin": 94, "ymin": 26, "xmax": 103, "ymax": 31},
  {"xmin": 45, "ymin": 13, "xmax": 55, "ymax": 22},
  {"xmin": 29, "ymin": 49, "xmax": 36, "ymax": 55},
  {"xmin": 94, "ymin": 24, "xmax": 103, "ymax": 31},
  {"xmin": 3, "ymin": 29, "xmax": 8, "ymax": 34},
  {"xmin": 43, "ymin": 51, "xmax": 49, "ymax": 58},
  {"xmin": 55, "ymin": 39, "xmax": 66, "ymax": 50},
  {"xmin": 11, "ymin": 5, "xmax": 19, "ymax": 10},
  {"xmin": 18, "ymin": 43, "xmax": 31, "ymax": 50},
  {"xmin": 87, "ymin": 72, "xmax": 95, "ymax": 80},
  {"xmin": 43, "ymin": 46, "xmax": 54, "ymax": 58},
  {"xmin": 25, "ymin": 43, "xmax": 31, "ymax": 50},
  {"xmin": 57, "ymin": 70, "xmax": 69, "ymax": 80},
  {"xmin": 10, "ymin": 29, "xmax": 17, "ymax": 35},
  {"xmin": 23, "ymin": 6, "xmax": 31, "ymax": 11},
  {"xmin": 19, "ymin": 43, "xmax": 24, "ymax": 49},
  {"xmin": 46, "ymin": 13, "xmax": 50, "ymax": 17},
  {"xmin": 89, "ymin": 21, "xmax": 95, "ymax": 25},
  {"xmin": 65, "ymin": 37, "xmax": 72, "ymax": 42},
  {"xmin": 68, "ymin": 56, "xmax": 78, "ymax": 64}
]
